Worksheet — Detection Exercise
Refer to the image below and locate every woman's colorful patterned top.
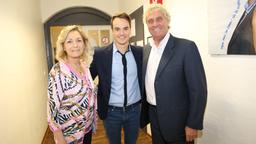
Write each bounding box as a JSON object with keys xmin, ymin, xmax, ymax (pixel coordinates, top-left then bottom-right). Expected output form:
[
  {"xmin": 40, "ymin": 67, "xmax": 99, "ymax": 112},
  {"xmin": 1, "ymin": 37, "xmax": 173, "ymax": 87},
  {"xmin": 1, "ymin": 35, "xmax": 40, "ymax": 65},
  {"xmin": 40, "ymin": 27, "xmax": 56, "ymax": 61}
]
[{"xmin": 47, "ymin": 61, "xmax": 97, "ymax": 143}]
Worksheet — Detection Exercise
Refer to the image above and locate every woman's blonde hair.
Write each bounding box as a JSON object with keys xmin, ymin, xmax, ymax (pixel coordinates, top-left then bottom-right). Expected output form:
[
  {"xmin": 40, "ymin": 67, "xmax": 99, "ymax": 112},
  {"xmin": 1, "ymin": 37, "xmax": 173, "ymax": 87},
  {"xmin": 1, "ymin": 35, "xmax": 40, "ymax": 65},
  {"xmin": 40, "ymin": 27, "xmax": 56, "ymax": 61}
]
[{"xmin": 55, "ymin": 25, "xmax": 94, "ymax": 65}]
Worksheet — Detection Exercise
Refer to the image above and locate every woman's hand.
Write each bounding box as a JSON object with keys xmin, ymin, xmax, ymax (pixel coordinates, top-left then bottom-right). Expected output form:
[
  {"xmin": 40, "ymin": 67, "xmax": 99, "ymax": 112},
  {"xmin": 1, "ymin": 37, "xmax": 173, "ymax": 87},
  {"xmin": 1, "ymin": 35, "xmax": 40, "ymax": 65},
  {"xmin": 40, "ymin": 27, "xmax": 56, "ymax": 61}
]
[{"xmin": 53, "ymin": 130, "xmax": 67, "ymax": 144}]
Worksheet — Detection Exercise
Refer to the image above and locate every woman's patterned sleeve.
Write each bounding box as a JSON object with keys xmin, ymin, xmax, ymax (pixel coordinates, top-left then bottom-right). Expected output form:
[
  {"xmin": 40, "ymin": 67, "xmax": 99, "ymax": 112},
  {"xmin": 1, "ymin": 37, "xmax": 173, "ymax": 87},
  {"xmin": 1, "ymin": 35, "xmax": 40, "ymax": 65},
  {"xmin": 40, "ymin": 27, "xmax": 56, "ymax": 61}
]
[
  {"xmin": 92, "ymin": 86, "xmax": 98, "ymax": 133},
  {"xmin": 47, "ymin": 69, "xmax": 62, "ymax": 132}
]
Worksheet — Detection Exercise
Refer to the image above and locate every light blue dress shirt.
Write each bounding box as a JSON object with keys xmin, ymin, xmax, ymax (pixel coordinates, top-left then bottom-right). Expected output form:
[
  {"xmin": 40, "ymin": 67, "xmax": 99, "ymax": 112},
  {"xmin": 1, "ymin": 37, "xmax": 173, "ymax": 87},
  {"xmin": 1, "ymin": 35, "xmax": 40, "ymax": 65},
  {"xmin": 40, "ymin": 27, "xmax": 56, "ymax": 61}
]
[{"xmin": 109, "ymin": 43, "xmax": 141, "ymax": 107}]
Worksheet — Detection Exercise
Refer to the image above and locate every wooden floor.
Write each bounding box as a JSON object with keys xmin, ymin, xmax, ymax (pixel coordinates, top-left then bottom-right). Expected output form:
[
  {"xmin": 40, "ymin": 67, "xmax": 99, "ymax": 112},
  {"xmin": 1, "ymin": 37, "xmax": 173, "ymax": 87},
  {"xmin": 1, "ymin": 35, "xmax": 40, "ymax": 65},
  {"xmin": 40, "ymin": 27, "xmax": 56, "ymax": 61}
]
[{"xmin": 42, "ymin": 120, "xmax": 152, "ymax": 144}]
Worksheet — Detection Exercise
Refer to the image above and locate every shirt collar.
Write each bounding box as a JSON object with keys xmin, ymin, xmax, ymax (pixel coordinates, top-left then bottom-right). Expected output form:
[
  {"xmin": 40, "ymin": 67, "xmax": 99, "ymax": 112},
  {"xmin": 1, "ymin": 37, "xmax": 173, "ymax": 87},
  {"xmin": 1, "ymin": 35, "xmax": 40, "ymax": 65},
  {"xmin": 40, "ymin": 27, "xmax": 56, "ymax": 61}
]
[
  {"xmin": 149, "ymin": 32, "xmax": 170, "ymax": 49},
  {"xmin": 245, "ymin": 0, "xmax": 256, "ymax": 14},
  {"xmin": 113, "ymin": 43, "xmax": 131, "ymax": 54}
]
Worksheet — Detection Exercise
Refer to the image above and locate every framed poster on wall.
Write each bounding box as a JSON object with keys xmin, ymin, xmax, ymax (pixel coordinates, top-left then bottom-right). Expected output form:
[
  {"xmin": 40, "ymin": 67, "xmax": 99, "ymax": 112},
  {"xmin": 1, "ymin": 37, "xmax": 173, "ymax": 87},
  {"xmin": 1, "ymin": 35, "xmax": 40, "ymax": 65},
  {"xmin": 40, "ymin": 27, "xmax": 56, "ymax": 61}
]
[{"xmin": 209, "ymin": 0, "xmax": 256, "ymax": 55}]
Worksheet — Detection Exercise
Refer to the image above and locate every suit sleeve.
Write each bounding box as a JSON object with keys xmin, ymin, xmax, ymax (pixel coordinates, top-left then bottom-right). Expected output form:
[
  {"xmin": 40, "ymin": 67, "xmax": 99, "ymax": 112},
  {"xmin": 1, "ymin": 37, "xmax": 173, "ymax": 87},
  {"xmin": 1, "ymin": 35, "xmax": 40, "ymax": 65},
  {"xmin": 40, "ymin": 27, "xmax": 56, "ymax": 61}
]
[
  {"xmin": 90, "ymin": 50, "xmax": 98, "ymax": 79},
  {"xmin": 184, "ymin": 42, "xmax": 207, "ymax": 130}
]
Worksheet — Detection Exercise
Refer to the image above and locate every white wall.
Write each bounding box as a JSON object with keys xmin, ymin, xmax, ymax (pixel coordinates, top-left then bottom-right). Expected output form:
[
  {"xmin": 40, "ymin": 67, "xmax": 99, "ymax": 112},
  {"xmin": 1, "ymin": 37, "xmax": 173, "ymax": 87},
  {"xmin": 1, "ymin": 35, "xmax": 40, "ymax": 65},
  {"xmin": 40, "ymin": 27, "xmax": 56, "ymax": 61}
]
[
  {"xmin": 119, "ymin": 0, "xmax": 143, "ymax": 14},
  {"xmin": 39, "ymin": 0, "xmax": 256, "ymax": 143},
  {"xmin": 100, "ymin": 0, "xmax": 256, "ymax": 143},
  {"xmin": 0, "ymin": 0, "xmax": 48, "ymax": 143},
  {"xmin": 159, "ymin": 0, "xmax": 256, "ymax": 144},
  {"xmin": 41, "ymin": 0, "xmax": 120, "ymax": 23}
]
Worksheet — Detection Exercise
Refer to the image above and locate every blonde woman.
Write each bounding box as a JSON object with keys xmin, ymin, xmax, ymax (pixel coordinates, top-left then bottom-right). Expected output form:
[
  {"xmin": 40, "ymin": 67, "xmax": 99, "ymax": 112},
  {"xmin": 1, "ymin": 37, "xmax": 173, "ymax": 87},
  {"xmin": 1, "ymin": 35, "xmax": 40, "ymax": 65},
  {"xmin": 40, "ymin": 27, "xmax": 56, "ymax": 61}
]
[{"xmin": 47, "ymin": 25, "xmax": 96, "ymax": 144}]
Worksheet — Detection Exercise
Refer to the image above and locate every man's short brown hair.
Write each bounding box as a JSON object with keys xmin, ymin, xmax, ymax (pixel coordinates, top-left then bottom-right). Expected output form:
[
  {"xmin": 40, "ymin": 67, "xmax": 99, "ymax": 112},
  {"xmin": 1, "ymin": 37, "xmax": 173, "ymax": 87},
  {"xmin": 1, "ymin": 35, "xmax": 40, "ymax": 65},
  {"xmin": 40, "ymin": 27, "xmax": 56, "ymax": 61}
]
[{"xmin": 111, "ymin": 12, "xmax": 131, "ymax": 29}]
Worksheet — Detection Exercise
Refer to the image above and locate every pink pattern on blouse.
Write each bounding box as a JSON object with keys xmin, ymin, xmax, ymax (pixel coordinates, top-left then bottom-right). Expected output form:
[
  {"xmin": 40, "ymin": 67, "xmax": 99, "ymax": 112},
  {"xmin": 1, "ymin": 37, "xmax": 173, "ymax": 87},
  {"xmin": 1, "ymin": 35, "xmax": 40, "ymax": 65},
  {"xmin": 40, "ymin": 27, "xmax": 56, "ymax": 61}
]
[{"xmin": 47, "ymin": 61, "xmax": 97, "ymax": 143}]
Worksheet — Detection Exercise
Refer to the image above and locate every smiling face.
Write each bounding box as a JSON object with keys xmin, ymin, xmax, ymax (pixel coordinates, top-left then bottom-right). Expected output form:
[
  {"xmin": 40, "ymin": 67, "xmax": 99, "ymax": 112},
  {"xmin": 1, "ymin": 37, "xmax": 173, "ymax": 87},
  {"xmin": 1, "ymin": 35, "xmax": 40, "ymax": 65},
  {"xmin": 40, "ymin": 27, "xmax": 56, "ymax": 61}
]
[
  {"xmin": 146, "ymin": 9, "xmax": 169, "ymax": 43},
  {"xmin": 112, "ymin": 17, "xmax": 131, "ymax": 48},
  {"xmin": 63, "ymin": 30, "xmax": 85, "ymax": 60}
]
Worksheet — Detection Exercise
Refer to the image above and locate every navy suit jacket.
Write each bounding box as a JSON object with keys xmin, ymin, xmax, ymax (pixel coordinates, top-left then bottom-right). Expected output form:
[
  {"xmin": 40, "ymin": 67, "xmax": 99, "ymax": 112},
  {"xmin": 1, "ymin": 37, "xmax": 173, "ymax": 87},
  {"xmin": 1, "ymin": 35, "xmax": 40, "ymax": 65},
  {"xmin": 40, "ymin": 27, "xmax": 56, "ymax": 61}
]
[
  {"xmin": 90, "ymin": 43, "xmax": 142, "ymax": 120},
  {"xmin": 140, "ymin": 34, "xmax": 207, "ymax": 141}
]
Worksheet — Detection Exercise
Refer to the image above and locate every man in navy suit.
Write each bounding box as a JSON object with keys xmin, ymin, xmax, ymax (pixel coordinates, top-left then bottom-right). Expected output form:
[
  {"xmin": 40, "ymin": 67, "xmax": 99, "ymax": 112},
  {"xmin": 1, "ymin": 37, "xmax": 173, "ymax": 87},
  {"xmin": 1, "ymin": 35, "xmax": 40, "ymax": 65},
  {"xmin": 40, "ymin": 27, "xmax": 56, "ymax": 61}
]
[
  {"xmin": 140, "ymin": 4, "xmax": 207, "ymax": 144},
  {"xmin": 90, "ymin": 13, "xmax": 142, "ymax": 144}
]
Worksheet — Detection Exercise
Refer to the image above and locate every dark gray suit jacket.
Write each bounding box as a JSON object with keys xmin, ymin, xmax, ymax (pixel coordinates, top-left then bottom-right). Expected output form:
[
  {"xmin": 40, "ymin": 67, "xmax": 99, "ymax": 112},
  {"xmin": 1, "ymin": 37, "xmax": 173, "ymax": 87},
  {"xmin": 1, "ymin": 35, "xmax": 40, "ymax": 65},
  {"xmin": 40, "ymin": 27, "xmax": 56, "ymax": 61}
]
[
  {"xmin": 140, "ymin": 34, "xmax": 207, "ymax": 142},
  {"xmin": 90, "ymin": 43, "xmax": 142, "ymax": 120}
]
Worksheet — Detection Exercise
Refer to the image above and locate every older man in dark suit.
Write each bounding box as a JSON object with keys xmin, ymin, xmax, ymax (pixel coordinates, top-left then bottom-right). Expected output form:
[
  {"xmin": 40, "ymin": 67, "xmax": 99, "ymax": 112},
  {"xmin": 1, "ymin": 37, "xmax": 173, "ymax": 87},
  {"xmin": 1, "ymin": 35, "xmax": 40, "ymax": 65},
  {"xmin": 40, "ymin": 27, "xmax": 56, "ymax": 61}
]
[{"xmin": 140, "ymin": 4, "xmax": 207, "ymax": 144}]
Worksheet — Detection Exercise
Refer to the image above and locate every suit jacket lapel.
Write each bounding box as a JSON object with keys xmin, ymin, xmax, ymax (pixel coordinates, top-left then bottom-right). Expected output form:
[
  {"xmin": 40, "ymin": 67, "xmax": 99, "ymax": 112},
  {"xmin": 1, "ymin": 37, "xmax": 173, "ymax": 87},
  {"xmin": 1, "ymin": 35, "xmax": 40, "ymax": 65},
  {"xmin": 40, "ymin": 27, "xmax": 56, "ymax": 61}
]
[
  {"xmin": 131, "ymin": 46, "xmax": 142, "ymax": 91},
  {"xmin": 143, "ymin": 44, "xmax": 152, "ymax": 80},
  {"xmin": 155, "ymin": 35, "xmax": 175, "ymax": 80},
  {"xmin": 229, "ymin": 11, "xmax": 246, "ymax": 45},
  {"xmin": 104, "ymin": 44, "xmax": 113, "ymax": 92},
  {"xmin": 131, "ymin": 46, "xmax": 142, "ymax": 74},
  {"xmin": 131, "ymin": 46, "xmax": 140, "ymax": 66}
]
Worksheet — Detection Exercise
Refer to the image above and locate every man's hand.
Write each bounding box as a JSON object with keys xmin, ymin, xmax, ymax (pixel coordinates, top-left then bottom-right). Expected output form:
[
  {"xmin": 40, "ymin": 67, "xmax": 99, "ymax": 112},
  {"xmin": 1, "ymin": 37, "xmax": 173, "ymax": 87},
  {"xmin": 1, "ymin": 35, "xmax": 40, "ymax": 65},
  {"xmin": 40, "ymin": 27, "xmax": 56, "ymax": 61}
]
[{"xmin": 185, "ymin": 126, "xmax": 198, "ymax": 142}]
